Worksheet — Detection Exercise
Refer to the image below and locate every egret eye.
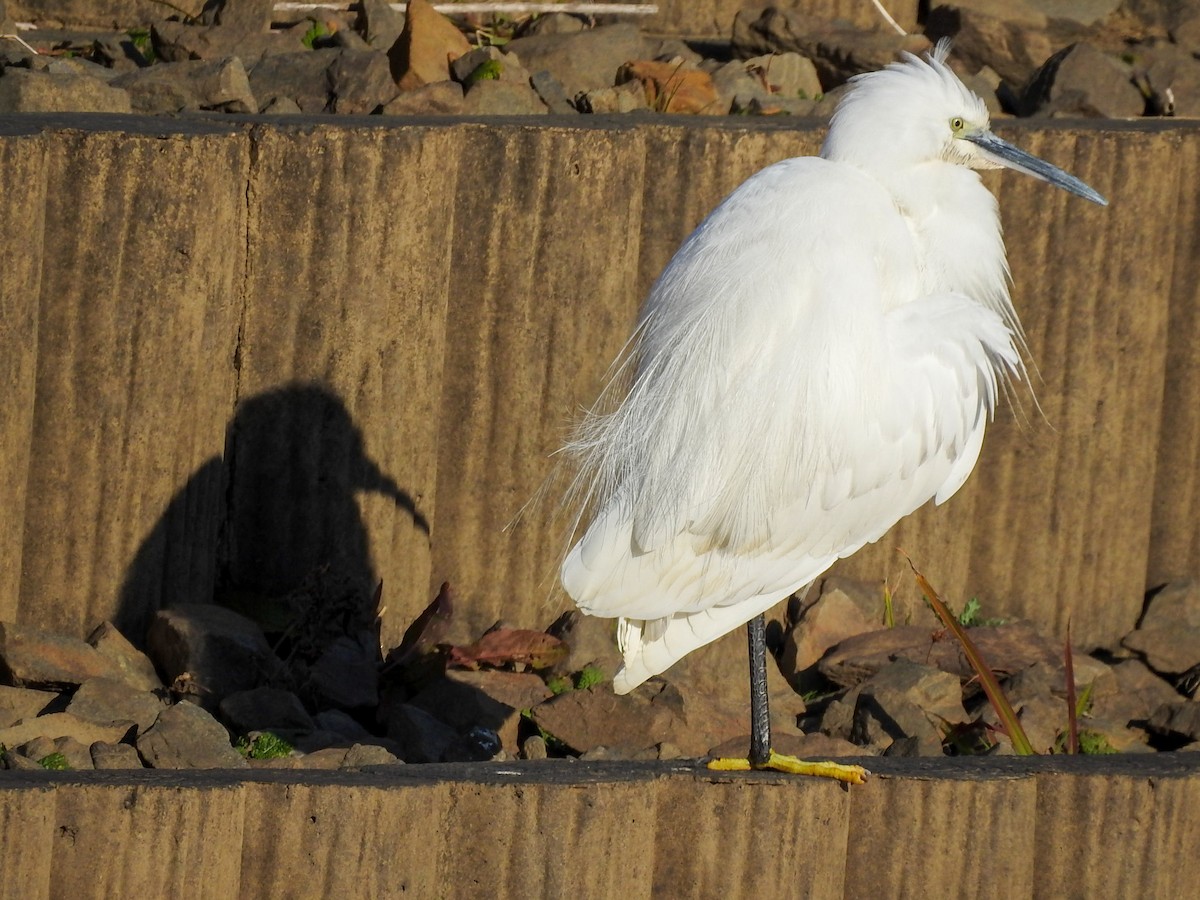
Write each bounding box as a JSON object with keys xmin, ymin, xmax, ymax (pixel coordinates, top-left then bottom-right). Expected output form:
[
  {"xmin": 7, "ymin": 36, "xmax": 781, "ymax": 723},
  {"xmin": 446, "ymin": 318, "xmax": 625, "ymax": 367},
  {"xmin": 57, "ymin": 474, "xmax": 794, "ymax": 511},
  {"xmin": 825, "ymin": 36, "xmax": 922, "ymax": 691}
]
[{"xmin": 950, "ymin": 116, "xmax": 965, "ymax": 132}]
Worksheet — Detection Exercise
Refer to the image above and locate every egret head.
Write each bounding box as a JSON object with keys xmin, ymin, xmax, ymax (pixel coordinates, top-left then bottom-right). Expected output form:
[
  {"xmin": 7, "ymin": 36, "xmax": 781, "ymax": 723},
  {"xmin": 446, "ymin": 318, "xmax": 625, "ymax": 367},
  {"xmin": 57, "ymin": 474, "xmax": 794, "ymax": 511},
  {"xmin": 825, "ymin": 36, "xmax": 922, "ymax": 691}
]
[{"xmin": 823, "ymin": 40, "xmax": 1106, "ymax": 206}]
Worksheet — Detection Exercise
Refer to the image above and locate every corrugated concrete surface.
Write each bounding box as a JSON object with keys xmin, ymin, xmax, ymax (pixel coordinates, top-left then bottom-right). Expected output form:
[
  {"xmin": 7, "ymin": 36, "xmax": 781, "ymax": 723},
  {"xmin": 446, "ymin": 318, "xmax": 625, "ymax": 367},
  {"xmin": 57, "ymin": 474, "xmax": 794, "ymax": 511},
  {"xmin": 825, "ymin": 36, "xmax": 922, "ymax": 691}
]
[
  {"xmin": 0, "ymin": 756, "xmax": 1197, "ymax": 899},
  {"xmin": 0, "ymin": 115, "xmax": 1194, "ymax": 654}
]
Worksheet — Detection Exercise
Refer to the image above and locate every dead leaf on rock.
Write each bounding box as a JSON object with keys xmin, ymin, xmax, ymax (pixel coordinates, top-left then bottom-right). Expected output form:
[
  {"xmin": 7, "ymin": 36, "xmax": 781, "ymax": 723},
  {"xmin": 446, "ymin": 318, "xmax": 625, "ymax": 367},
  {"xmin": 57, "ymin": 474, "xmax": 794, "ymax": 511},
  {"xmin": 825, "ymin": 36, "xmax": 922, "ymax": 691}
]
[{"xmin": 446, "ymin": 628, "xmax": 568, "ymax": 671}]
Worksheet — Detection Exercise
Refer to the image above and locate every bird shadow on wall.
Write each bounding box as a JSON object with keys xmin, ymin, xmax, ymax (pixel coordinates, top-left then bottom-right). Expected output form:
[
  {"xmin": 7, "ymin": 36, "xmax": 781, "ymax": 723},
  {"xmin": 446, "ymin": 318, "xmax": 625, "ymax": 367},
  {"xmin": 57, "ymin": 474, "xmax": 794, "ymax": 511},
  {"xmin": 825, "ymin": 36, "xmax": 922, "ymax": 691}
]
[{"xmin": 115, "ymin": 381, "xmax": 429, "ymax": 650}]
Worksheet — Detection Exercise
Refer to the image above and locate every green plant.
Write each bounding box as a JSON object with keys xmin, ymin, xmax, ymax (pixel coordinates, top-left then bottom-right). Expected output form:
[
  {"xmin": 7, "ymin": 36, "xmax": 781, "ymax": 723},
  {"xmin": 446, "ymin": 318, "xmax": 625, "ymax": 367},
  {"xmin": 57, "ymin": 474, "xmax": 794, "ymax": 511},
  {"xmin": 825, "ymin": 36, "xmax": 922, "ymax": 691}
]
[
  {"xmin": 575, "ymin": 664, "xmax": 605, "ymax": 691},
  {"xmin": 955, "ymin": 596, "xmax": 1007, "ymax": 627},
  {"xmin": 464, "ymin": 59, "xmax": 503, "ymax": 86},
  {"xmin": 546, "ymin": 674, "xmax": 572, "ymax": 695},
  {"xmin": 301, "ymin": 20, "xmax": 328, "ymax": 50},
  {"xmin": 38, "ymin": 752, "xmax": 69, "ymax": 770},
  {"xmin": 127, "ymin": 27, "xmax": 156, "ymax": 63},
  {"xmin": 236, "ymin": 732, "xmax": 294, "ymax": 760}
]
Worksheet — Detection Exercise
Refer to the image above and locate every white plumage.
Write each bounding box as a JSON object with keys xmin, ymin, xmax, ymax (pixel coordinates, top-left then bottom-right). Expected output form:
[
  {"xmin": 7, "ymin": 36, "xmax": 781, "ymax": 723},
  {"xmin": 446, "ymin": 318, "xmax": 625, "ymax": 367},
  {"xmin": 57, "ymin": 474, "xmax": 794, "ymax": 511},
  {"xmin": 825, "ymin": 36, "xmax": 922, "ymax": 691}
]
[{"xmin": 558, "ymin": 43, "xmax": 1105, "ymax": 695}]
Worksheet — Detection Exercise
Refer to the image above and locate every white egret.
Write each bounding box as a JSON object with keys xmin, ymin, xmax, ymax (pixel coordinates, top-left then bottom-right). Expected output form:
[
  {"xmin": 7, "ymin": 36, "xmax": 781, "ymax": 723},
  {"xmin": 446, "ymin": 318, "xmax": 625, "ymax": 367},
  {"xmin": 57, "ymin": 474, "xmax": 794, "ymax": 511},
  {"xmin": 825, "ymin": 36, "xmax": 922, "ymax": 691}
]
[{"xmin": 558, "ymin": 41, "xmax": 1106, "ymax": 781}]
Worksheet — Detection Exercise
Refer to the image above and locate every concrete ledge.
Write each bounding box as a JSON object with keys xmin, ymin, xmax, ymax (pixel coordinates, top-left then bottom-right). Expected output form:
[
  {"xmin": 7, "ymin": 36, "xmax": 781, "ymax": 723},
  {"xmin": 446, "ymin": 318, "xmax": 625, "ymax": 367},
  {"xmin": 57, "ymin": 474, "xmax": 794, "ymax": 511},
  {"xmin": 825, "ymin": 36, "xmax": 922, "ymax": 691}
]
[
  {"xmin": 0, "ymin": 114, "xmax": 1198, "ymax": 654},
  {"xmin": 1, "ymin": 755, "xmax": 1197, "ymax": 897}
]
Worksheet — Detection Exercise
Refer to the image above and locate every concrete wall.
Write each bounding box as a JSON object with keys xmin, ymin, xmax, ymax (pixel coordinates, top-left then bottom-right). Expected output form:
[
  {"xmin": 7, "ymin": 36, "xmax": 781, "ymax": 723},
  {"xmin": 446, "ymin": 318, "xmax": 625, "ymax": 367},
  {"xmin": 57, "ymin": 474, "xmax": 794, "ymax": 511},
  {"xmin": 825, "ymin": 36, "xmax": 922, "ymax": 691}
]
[
  {"xmin": 0, "ymin": 756, "xmax": 1197, "ymax": 897},
  {"xmin": 0, "ymin": 115, "xmax": 1195, "ymax": 652}
]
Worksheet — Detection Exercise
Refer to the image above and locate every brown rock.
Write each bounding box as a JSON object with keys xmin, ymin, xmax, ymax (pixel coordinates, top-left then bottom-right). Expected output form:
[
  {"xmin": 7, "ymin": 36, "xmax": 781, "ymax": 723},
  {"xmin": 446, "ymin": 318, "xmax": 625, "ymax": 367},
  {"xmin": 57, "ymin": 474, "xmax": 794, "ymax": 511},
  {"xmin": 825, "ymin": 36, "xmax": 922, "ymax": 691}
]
[
  {"xmin": 219, "ymin": 687, "xmax": 314, "ymax": 735},
  {"xmin": 819, "ymin": 622, "xmax": 1060, "ymax": 688},
  {"xmin": 1021, "ymin": 43, "xmax": 1144, "ymax": 118},
  {"xmin": 462, "ymin": 80, "xmax": 549, "ymax": 115},
  {"xmin": 327, "ymin": 48, "xmax": 399, "ymax": 114},
  {"xmin": 111, "ymin": 57, "xmax": 257, "ymax": 114},
  {"xmin": 388, "ymin": 0, "xmax": 471, "ymax": 89},
  {"xmin": 731, "ymin": 10, "xmax": 929, "ymax": 88},
  {"xmin": 617, "ymin": 60, "xmax": 718, "ymax": 113},
  {"xmin": 0, "ymin": 712, "xmax": 135, "ymax": 749},
  {"xmin": 66, "ymin": 677, "xmax": 166, "ymax": 734},
  {"xmin": 358, "ymin": 0, "xmax": 407, "ymax": 51},
  {"xmin": 742, "ymin": 52, "xmax": 823, "ymax": 101},
  {"xmin": 1092, "ymin": 658, "xmax": 1181, "ymax": 725},
  {"xmin": 340, "ymin": 742, "xmax": 401, "ymax": 768},
  {"xmin": 577, "ymin": 81, "xmax": 647, "ymax": 113},
  {"xmin": 380, "ymin": 80, "xmax": 464, "ymax": 114},
  {"xmin": 0, "ymin": 621, "xmax": 123, "ymax": 689},
  {"xmin": 544, "ymin": 611, "xmax": 622, "ymax": 680},
  {"xmin": 146, "ymin": 604, "xmax": 285, "ymax": 711},
  {"xmin": 530, "ymin": 681, "xmax": 694, "ymax": 757},
  {"xmin": 1146, "ymin": 701, "xmax": 1200, "ymax": 743},
  {"xmin": 205, "ymin": 0, "xmax": 274, "ymax": 32},
  {"xmin": 90, "ymin": 740, "xmax": 144, "ymax": 769},
  {"xmin": 1122, "ymin": 624, "xmax": 1200, "ymax": 675},
  {"xmin": 86, "ymin": 622, "xmax": 163, "ymax": 692},
  {"xmin": 137, "ymin": 701, "xmax": 247, "ymax": 769},
  {"xmin": 0, "ymin": 69, "xmax": 132, "ymax": 113},
  {"xmin": 0, "ymin": 685, "xmax": 58, "ymax": 728},
  {"xmin": 1142, "ymin": 579, "xmax": 1200, "ymax": 629},
  {"xmin": 150, "ymin": 20, "xmax": 306, "ymax": 66},
  {"xmin": 505, "ymin": 23, "xmax": 650, "ymax": 99},
  {"xmin": 1134, "ymin": 40, "xmax": 1200, "ymax": 117},
  {"xmin": 780, "ymin": 583, "xmax": 880, "ymax": 691},
  {"xmin": 925, "ymin": 3, "xmax": 1054, "ymax": 87},
  {"xmin": 385, "ymin": 703, "xmax": 456, "ymax": 762},
  {"xmin": 305, "ymin": 633, "xmax": 380, "ymax": 710},
  {"xmin": 407, "ymin": 669, "xmax": 549, "ymax": 754}
]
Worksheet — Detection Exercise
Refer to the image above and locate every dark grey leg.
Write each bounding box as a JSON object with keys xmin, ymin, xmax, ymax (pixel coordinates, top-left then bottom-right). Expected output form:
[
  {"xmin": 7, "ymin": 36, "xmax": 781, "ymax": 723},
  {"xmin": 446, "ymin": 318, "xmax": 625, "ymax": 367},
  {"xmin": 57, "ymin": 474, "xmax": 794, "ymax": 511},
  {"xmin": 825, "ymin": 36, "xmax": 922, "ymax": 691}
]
[{"xmin": 747, "ymin": 613, "xmax": 771, "ymax": 767}]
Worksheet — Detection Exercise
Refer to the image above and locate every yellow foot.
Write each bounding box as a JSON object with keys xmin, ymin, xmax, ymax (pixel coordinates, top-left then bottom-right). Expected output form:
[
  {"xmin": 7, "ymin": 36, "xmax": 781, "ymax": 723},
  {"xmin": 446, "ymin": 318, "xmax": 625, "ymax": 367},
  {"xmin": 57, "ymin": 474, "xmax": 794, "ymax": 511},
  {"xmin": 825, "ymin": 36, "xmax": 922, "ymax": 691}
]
[{"xmin": 707, "ymin": 749, "xmax": 869, "ymax": 785}]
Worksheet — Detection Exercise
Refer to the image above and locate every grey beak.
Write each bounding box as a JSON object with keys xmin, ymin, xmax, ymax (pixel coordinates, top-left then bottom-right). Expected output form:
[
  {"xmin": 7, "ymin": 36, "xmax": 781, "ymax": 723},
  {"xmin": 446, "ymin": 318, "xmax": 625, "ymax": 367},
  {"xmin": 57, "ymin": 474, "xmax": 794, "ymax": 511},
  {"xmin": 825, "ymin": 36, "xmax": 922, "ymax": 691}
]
[{"xmin": 965, "ymin": 130, "xmax": 1108, "ymax": 206}]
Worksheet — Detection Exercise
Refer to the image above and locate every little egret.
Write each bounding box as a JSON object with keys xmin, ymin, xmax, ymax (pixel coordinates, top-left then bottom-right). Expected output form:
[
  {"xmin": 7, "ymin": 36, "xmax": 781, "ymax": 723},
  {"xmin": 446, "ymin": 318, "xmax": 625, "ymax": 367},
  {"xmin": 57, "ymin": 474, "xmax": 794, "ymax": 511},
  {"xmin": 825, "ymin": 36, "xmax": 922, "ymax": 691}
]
[{"xmin": 557, "ymin": 42, "xmax": 1106, "ymax": 782}]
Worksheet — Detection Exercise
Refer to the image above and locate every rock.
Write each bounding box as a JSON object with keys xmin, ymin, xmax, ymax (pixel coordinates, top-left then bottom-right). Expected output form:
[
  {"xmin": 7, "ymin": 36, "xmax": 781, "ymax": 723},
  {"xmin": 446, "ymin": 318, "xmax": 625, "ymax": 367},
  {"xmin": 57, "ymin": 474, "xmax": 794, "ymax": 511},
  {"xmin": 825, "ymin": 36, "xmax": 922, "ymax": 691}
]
[
  {"xmin": 0, "ymin": 685, "xmax": 58, "ymax": 729},
  {"xmin": 731, "ymin": 10, "xmax": 929, "ymax": 88},
  {"xmin": 381, "ymin": 80, "xmax": 464, "ymax": 114},
  {"xmin": 313, "ymin": 708, "xmax": 373, "ymax": 741},
  {"xmin": 90, "ymin": 740, "xmax": 144, "ymax": 769},
  {"xmin": 848, "ymin": 660, "xmax": 966, "ymax": 754},
  {"xmin": 462, "ymin": 80, "xmax": 548, "ymax": 115},
  {"xmin": 545, "ymin": 611, "xmax": 621, "ymax": 679},
  {"xmin": 0, "ymin": 712, "xmax": 135, "ymax": 750},
  {"xmin": 516, "ymin": 12, "xmax": 586, "ymax": 37},
  {"xmin": 408, "ymin": 669, "xmax": 550, "ymax": 753},
  {"xmin": 577, "ymin": 81, "xmax": 647, "ymax": 114},
  {"xmin": 451, "ymin": 45, "xmax": 531, "ymax": 85},
  {"xmin": 261, "ymin": 96, "xmax": 303, "ymax": 114},
  {"xmin": 358, "ymin": 0, "xmax": 406, "ymax": 51},
  {"xmin": 341, "ymin": 742, "xmax": 402, "ymax": 767},
  {"xmin": 327, "ymin": 48, "xmax": 398, "ymax": 113},
  {"xmin": 249, "ymin": 48, "xmax": 341, "ymax": 112},
  {"xmin": 1122, "ymin": 623, "xmax": 1200, "ymax": 676},
  {"xmin": 3, "ymin": 750, "xmax": 42, "ymax": 770},
  {"xmin": 66, "ymin": 678, "xmax": 165, "ymax": 735},
  {"xmin": 528, "ymin": 70, "xmax": 575, "ymax": 114},
  {"xmin": 137, "ymin": 701, "xmax": 247, "ymax": 768},
  {"xmin": 505, "ymin": 23, "xmax": 650, "ymax": 99},
  {"xmin": 743, "ymin": 52, "xmax": 823, "ymax": 101},
  {"xmin": 146, "ymin": 604, "xmax": 285, "ymax": 711},
  {"xmin": 150, "ymin": 20, "xmax": 306, "ymax": 66},
  {"xmin": 203, "ymin": 0, "xmax": 275, "ymax": 31},
  {"xmin": 304, "ymin": 632, "xmax": 380, "ymax": 709},
  {"xmin": 1142, "ymin": 580, "xmax": 1200, "ymax": 628},
  {"xmin": 1021, "ymin": 43, "xmax": 1144, "ymax": 117},
  {"xmin": 1146, "ymin": 701, "xmax": 1200, "ymax": 744},
  {"xmin": 49, "ymin": 736, "xmax": 94, "ymax": 770},
  {"xmin": 384, "ymin": 702, "xmax": 457, "ymax": 763},
  {"xmin": 387, "ymin": 0, "xmax": 471, "ymax": 89},
  {"xmin": 1134, "ymin": 41, "xmax": 1200, "ymax": 116},
  {"xmin": 709, "ymin": 59, "xmax": 770, "ymax": 113},
  {"xmin": 530, "ymin": 681, "xmax": 688, "ymax": 757},
  {"xmin": 780, "ymin": 582, "xmax": 880, "ymax": 692},
  {"xmin": 86, "ymin": 622, "xmax": 163, "ymax": 692},
  {"xmin": 219, "ymin": 687, "xmax": 314, "ymax": 735},
  {"xmin": 16, "ymin": 736, "xmax": 60, "ymax": 765},
  {"xmin": 1092, "ymin": 658, "xmax": 1182, "ymax": 724},
  {"xmin": 111, "ymin": 57, "xmax": 256, "ymax": 114},
  {"xmin": 925, "ymin": 3, "xmax": 1055, "ymax": 87},
  {"xmin": 819, "ymin": 622, "xmax": 1061, "ymax": 688},
  {"xmin": 1173, "ymin": 16, "xmax": 1200, "ymax": 55},
  {"xmin": 0, "ymin": 68, "xmax": 132, "ymax": 113},
  {"xmin": 521, "ymin": 734, "xmax": 548, "ymax": 759},
  {"xmin": 0, "ymin": 621, "xmax": 124, "ymax": 689},
  {"xmin": 617, "ymin": 60, "xmax": 718, "ymax": 113}
]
